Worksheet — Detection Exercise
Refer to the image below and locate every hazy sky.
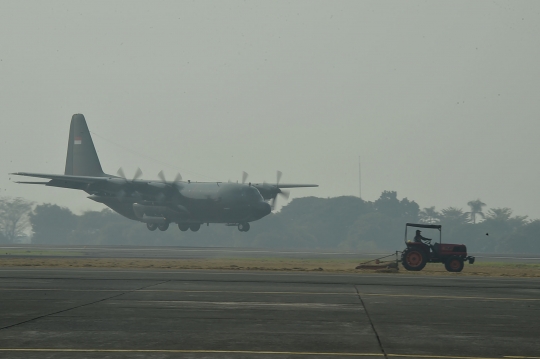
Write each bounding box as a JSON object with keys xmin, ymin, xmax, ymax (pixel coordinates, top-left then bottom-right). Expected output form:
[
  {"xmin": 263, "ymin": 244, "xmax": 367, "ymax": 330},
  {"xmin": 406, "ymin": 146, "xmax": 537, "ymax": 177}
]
[{"xmin": 1, "ymin": 1, "xmax": 540, "ymax": 219}]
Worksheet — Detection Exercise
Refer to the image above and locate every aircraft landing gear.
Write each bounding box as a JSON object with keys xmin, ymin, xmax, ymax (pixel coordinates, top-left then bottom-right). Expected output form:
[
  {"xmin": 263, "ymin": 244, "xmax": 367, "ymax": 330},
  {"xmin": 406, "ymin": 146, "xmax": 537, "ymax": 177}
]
[
  {"xmin": 190, "ymin": 224, "xmax": 201, "ymax": 232},
  {"xmin": 178, "ymin": 224, "xmax": 189, "ymax": 232},
  {"xmin": 147, "ymin": 223, "xmax": 157, "ymax": 231},
  {"xmin": 238, "ymin": 222, "xmax": 250, "ymax": 232},
  {"xmin": 158, "ymin": 222, "xmax": 169, "ymax": 231}
]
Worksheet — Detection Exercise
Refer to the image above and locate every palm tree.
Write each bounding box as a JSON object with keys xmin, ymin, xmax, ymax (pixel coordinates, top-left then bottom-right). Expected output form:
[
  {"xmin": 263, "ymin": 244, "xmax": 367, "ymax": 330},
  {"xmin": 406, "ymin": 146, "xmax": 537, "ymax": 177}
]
[
  {"xmin": 440, "ymin": 207, "xmax": 469, "ymax": 226},
  {"xmin": 484, "ymin": 207, "xmax": 528, "ymax": 235},
  {"xmin": 419, "ymin": 206, "xmax": 440, "ymax": 224},
  {"xmin": 486, "ymin": 207, "xmax": 513, "ymax": 221},
  {"xmin": 467, "ymin": 199, "xmax": 486, "ymax": 224}
]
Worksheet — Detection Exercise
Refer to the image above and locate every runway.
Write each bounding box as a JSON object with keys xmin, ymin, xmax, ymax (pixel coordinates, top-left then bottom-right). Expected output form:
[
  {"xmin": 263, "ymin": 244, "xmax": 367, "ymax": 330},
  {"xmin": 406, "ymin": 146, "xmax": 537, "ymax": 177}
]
[{"xmin": 0, "ymin": 268, "xmax": 538, "ymax": 358}]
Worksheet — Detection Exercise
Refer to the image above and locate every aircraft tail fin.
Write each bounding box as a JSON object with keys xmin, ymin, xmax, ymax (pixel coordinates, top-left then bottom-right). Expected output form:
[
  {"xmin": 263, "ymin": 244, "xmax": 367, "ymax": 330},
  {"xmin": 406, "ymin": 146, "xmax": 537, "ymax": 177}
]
[{"xmin": 64, "ymin": 114, "xmax": 105, "ymax": 177}]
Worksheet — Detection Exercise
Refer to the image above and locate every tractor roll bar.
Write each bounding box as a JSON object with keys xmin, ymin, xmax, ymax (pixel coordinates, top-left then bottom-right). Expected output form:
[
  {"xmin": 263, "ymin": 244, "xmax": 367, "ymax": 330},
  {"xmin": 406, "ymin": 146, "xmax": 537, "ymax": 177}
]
[
  {"xmin": 406, "ymin": 223, "xmax": 441, "ymax": 229},
  {"xmin": 405, "ymin": 223, "xmax": 442, "ymax": 243}
]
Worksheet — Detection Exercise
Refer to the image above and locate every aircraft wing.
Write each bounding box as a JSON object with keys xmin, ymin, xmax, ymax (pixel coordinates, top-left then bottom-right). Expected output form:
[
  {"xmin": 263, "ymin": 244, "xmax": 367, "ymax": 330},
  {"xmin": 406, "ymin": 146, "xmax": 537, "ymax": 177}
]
[
  {"xmin": 11, "ymin": 171, "xmax": 183, "ymax": 198},
  {"xmin": 274, "ymin": 184, "xmax": 318, "ymax": 189},
  {"xmin": 251, "ymin": 183, "xmax": 318, "ymax": 201}
]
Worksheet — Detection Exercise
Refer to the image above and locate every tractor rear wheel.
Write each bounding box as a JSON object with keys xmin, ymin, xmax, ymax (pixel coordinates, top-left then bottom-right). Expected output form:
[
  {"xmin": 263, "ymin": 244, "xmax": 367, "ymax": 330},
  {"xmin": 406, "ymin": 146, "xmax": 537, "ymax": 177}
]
[
  {"xmin": 401, "ymin": 248, "xmax": 427, "ymax": 271},
  {"xmin": 445, "ymin": 256, "xmax": 464, "ymax": 272}
]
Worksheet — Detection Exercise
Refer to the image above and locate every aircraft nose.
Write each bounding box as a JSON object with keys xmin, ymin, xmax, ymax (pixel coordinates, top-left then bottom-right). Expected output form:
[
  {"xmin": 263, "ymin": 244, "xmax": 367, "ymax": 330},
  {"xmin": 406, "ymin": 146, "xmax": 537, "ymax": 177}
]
[{"xmin": 257, "ymin": 201, "xmax": 272, "ymax": 216}]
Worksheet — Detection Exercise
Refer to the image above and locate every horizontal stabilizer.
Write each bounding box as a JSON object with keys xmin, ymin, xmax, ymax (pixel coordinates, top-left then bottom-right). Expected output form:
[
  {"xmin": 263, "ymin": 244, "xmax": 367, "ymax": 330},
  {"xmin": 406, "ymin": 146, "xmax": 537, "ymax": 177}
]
[{"xmin": 14, "ymin": 181, "xmax": 49, "ymax": 185}]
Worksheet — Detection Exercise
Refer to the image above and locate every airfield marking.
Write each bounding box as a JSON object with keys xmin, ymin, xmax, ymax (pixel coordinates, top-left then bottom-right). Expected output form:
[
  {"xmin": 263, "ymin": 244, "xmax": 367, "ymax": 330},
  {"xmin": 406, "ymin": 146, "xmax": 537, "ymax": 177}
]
[
  {"xmin": 0, "ymin": 349, "xmax": 524, "ymax": 358},
  {"xmin": 0, "ymin": 349, "xmax": 382, "ymax": 356},
  {"xmin": 0, "ymin": 288, "xmax": 355, "ymax": 295},
  {"xmin": 0, "ymin": 287, "xmax": 538, "ymax": 302},
  {"xmin": 358, "ymin": 293, "xmax": 540, "ymax": 301}
]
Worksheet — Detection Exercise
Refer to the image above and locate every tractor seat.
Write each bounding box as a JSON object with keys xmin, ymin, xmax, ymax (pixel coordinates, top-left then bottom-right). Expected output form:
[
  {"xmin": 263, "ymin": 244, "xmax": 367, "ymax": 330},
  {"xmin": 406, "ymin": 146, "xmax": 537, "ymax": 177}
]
[{"xmin": 432, "ymin": 242, "xmax": 440, "ymax": 254}]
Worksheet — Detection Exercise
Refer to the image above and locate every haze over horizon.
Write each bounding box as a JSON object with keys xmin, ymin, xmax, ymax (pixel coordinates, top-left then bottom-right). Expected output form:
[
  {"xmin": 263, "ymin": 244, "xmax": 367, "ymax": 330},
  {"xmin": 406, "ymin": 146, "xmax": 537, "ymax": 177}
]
[{"xmin": 1, "ymin": 1, "xmax": 539, "ymax": 219}]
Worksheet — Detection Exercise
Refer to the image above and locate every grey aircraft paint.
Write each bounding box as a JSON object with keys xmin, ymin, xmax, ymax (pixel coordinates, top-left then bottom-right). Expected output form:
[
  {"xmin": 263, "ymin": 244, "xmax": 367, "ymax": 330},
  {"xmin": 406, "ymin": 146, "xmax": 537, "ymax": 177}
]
[
  {"xmin": 12, "ymin": 114, "xmax": 318, "ymax": 232},
  {"xmin": 64, "ymin": 114, "xmax": 105, "ymax": 177}
]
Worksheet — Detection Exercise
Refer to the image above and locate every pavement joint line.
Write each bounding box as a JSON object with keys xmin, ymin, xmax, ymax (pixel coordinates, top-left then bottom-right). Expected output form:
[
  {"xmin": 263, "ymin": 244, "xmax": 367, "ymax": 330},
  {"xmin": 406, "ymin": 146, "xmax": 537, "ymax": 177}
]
[
  {"xmin": 354, "ymin": 285, "xmax": 387, "ymax": 359},
  {"xmin": 0, "ymin": 349, "xmax": 517, "ymax": 358},
  {"xmin": 0, "ymin": 279, "xmax": 170, "ymax": 331},
  {"xmin": 0, "ymin": 288, "xmax": 538, "ymax": 301},
  {"xmin": 115, "ymin": 300, "xmax": 362, "ymax": 308}
]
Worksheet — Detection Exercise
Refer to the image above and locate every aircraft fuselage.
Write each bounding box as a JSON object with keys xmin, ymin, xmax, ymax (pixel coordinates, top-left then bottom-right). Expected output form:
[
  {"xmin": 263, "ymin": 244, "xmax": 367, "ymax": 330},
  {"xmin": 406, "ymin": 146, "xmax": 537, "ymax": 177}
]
[{"xmin": 12, "ymin": 114, "xmax": 317, "ymax": 233}]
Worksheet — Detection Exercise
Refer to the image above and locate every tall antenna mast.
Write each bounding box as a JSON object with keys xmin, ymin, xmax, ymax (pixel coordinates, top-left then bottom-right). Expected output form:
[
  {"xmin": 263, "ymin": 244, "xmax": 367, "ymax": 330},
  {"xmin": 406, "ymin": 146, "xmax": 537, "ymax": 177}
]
[{"xmin": 358, "ymin": 156, "xmax": 361, "ymax": 199}]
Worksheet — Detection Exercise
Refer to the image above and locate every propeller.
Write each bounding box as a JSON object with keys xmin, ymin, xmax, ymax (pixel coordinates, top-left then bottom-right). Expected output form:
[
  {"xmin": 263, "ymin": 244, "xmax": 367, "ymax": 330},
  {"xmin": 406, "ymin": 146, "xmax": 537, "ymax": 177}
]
[
  {"xmin": 115, "ymin": 168, "xmax": 143, "ymax": 201},
  {"xmin": 158, "ymin": 170, "xmax": 182, "ymax": 184},
  {"xmin": 117, "ymin": 167, "xmax": 143, "ymax": 181},
  {"xmin": 117, "ymin": 167, "xmax": 126, "ymax": 179},
  {"xmin": 158, "ymin": 170, "xmax": 167, "ymax": 183},
  {"xmin": 271, "ymin": 170, "xmax": 290, "ymax": 210},
  {"xmin": 133, "ymin": 167, "xmax": 143, "ymax": 180}
]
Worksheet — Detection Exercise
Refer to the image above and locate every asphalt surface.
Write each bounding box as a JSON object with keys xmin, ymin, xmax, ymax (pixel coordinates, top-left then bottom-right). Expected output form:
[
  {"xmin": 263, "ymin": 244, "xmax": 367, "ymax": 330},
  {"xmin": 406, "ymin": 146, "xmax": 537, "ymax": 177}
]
[{"xmin": 0, "ymin": 268, "xmax": 538, "ymax": 359}]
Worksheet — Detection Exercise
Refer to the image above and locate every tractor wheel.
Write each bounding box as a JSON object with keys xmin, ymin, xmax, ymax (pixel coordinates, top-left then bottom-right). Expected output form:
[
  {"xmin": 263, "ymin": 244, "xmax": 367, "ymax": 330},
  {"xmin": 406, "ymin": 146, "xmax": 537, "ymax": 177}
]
[
  {"xmin": 401, "ymin": 248, "xmax": 427, "ymax": 271},
  {"xmin": 445, "ymin": 256, "xmax": 464, "ymax": 272}
]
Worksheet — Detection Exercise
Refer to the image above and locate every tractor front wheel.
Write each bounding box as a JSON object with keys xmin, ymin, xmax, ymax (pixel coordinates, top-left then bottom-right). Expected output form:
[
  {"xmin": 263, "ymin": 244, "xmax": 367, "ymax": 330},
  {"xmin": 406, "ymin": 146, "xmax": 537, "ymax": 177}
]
[
  {"xmin": 401, "ymin": 248, "xmax": 427, "ymax": 271},
  {"xmin": 445, "ymin": 256, "xmax": 464, "ymax": 272}
]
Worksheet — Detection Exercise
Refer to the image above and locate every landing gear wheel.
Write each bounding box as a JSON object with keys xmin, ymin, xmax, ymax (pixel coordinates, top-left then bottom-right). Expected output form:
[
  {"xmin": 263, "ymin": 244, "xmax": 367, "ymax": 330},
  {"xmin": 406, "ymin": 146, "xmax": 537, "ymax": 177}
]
[
  {"xmin": 178, "ymin": 224, "xmax": 189, "ymax": 232},
  {"xmin": 190, "ymin": 224, "xmax": 201, "ymax": 232},
  {"xmin": 401, "ymin": 248, "xmax": 427, "ymax": 271},
  {"xmin": 445, "ymin": 256, "xmax": 464, "ymax": 272},
  {"xmin": 238, "ymin": 222, "xmax": 250, "ymax": 232},
  {"xmin": 146, "ymin": 223, "xmax": 157, "ymax": 231},
  {"xmin": 158, "ymin": 222, "xmax": 169, "ymax": 231}
]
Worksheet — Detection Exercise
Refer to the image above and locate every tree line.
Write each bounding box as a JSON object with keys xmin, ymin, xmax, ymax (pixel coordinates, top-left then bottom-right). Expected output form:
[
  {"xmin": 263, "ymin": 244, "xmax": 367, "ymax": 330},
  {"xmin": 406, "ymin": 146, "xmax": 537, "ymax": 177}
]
[{"xmin": 0, "ymin": 192, "xmax": 538, "ymax": 253}]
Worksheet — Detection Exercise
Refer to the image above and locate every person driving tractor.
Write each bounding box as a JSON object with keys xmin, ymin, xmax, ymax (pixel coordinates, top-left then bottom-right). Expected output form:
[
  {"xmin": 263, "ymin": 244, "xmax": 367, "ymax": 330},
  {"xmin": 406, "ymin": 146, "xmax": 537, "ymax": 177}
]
[{"xmin": 414, "ymin": 229, "xmax": 431, "ymax": 243}]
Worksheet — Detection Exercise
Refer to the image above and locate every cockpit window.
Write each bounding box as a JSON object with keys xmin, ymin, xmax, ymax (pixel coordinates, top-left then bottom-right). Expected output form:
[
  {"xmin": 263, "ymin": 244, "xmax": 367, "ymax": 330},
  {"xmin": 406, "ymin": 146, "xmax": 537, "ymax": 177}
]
[{"xmin": 242, "ymin": 187, "xmax": 263, "ymax": 200}]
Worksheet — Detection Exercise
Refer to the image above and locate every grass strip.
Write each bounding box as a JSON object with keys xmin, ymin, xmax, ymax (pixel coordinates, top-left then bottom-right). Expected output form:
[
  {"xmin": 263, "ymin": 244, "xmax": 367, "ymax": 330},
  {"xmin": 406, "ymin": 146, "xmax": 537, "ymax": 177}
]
[{"xmin": 0, "ymin": 257, "xmax": 539, "ymax": 277}]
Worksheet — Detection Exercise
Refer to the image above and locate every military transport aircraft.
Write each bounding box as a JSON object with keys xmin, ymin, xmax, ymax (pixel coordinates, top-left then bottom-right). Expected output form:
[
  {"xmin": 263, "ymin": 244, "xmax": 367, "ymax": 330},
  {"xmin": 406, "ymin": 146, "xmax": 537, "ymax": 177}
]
[{"xmin": 12, "ymin": 114, "xmax": 317, "ymax": 232}]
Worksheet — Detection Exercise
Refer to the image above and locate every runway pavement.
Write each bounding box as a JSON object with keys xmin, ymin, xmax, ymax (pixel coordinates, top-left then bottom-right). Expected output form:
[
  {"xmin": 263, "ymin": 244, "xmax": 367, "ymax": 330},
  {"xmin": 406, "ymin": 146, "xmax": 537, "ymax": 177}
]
[{"xmin": 0, "ymin": 268, "xmax": 538, "ymax": 359}]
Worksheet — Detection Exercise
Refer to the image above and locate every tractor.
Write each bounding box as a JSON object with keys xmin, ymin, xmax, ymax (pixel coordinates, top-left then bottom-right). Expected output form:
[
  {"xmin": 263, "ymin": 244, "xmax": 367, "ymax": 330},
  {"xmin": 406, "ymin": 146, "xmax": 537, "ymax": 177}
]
[{"xmin": 401, "ymin": 223, "xmax": 475, "ymax": 272}]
